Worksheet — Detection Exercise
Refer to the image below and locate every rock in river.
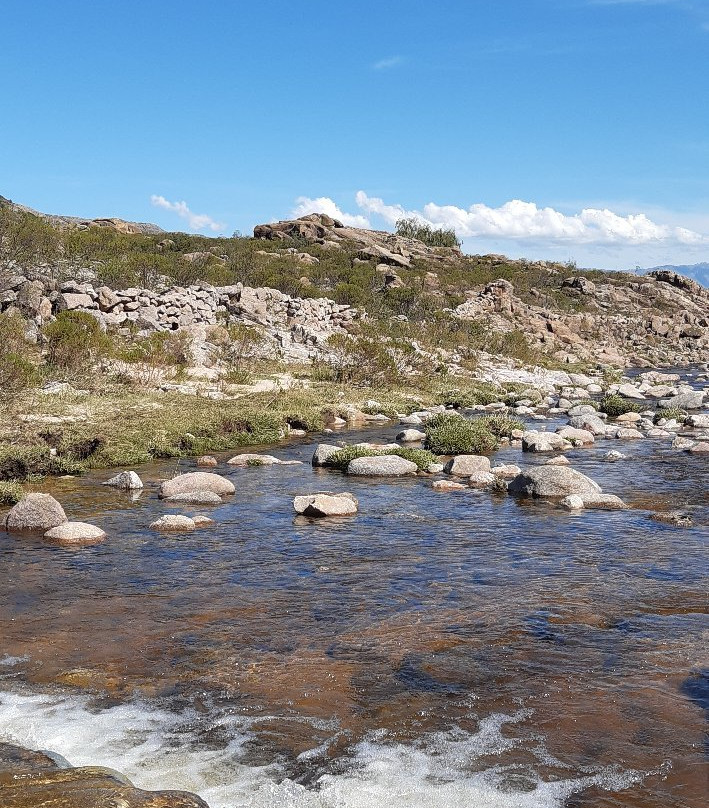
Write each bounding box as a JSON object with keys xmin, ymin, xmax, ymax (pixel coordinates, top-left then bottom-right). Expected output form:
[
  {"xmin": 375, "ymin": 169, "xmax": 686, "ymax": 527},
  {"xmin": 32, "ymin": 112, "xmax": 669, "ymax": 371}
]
[
  {"xmin": 150, "ymin": 515, "xmax": 196, "ymax": 531},
  {"xmin": 347, "ymin": 455, "xmax": 418, "ymax": 476},
  {"xmin": 444, "ymin": 455, "xmax": 491, "ymax": 477},
  {"xmin": 4, "ymin": 493, "xmax": 67, "ymax": 532},
  {"xmin": 164, "ymin": 491, "xmax": 223, "ymax": 505},
  {"xmin": 311, "ymin": 443, "xmax": 341, "ymax": 466},
  {"xmin": 102, "ymin": 470, "xmax": 143, "ymax": 490},
  {"xmin": 508, "ymin": 466, "xmax": 602, "ymax": 499},
  {"xmin": 293, "ymin": 492, "xmax": 358, "ymax": 517},
  {"xmin": 44, "ymin": 522, "xmax": 106, "ymax": 545},
  {"xmin": 159, "ymin": 472, "xmax": 235, "ymax": 498}
]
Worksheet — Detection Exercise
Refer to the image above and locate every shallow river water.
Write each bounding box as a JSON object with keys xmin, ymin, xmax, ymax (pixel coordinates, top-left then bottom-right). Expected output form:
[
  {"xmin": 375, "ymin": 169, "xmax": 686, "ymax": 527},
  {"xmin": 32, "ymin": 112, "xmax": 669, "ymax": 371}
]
[{"xmin": 0, "ymin": 401, "xmax": 707, "ymax": 807}]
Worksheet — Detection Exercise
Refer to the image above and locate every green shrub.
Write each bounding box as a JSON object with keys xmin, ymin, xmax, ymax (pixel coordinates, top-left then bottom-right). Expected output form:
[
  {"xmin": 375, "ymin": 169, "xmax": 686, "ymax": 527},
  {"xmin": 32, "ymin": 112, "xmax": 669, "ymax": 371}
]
[
  {"xmin": 325, "ymin": 444, "xmax": 438, "ymax": 472},
  {"xmin": 0, "ymin": 481, "xmax": 24, "ymax": 505},
  {"xmin": 475, "ymin": 413, "xmax": 524, "ymax": 438},
  {"xmin": 654, "ymin": 407, "xmax": 686, "ymax": 424},
  {"xmin": 435, "ymin": 383, "xmax": 504, "ymax": 408},
  {"xmin": 424, "ymin": 412, "xmax": 498, "ymax": 455},
  {"xmin": 395, "ymin": 218, "xmax": 460, "ymax": 249},
  {"xmin": 43, "ymin": 311, "xmax": 110, "ymax": 372},
  {"xmin": 386, "ymin": 447, "xmax": 438, "ymax": 470},
  {"xmin": 599, "ymin": 394, "xmax": 642, "ymax": 418},
  {"xmin": 0, "ymin": 446, "xmax": 86, "ymax": 481},
  {"xmin": 325, "ymin": 445, "xmax": 379, "ymax": 470}
]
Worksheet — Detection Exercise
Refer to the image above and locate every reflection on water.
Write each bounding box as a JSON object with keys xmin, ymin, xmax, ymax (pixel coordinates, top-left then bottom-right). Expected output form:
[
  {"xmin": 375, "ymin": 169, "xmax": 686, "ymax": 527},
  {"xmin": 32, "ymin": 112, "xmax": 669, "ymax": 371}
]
[{"xmin": 0, "ymin": 406, "xmax": 707, "ymax": 807}]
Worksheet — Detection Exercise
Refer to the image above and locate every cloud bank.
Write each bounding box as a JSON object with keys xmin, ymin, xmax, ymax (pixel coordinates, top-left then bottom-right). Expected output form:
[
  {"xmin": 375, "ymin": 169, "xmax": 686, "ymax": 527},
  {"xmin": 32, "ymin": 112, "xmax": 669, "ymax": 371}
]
[
  {"xmin": 293, "ymin": 191, "xmax": 707, "ymax": 248},
  {"xmin": 150, "ymin": 195, "xmax": 223, "ymax": 232}
]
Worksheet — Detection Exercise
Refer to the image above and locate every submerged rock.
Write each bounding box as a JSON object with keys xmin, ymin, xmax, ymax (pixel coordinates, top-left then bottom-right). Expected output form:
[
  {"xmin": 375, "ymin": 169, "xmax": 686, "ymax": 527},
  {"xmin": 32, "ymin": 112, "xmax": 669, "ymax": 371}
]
[
  {"xmin": 227, "ymin": 453, "xmax": 282, "ymax": 466},
  {"xmin": 196, "ymin": 455, "xmax": 218, "ymax": 467},
  {"xmin": 164, "ymin": 491, "xmax": 223, "ymax": 505},
  {"xmin": 4, "ymin": 494, "xmax": 67, "ymax": 532},
  {"xmin": 432, "ymin": 480, "xmax": 468, "ymax": 492},
  {"xmin": 159, "ymin": 472, "xmax": 235, "ymax": 498},
  {"xmin": 560, "ymin": 493, "xmax": 628, "ymax": 511},
  {"xmin": 44, "ymin": 522, "xmax": 106, "ymax": 545},
  {"xmin": 508, "ymin": 467, "xmax": 601, "ymax": 499},
  {"xmin": 293, "ymin": 492, "xmax": 358, "ymax": 517},
  {"xmin": 150, "ymin": 515, "xmax": 196, "ymax": 531},
  {"xmin": 102, "ymin": 471, "xmax": 143, "ymax": 490}
]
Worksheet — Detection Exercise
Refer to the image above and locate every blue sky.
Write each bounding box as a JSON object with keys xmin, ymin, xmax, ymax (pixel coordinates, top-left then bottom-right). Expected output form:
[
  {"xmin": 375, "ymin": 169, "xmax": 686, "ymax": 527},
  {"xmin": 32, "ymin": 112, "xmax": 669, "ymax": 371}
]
[{"xmin": 1, "ymin": 0, "xmax": 708, "ymax": 268}]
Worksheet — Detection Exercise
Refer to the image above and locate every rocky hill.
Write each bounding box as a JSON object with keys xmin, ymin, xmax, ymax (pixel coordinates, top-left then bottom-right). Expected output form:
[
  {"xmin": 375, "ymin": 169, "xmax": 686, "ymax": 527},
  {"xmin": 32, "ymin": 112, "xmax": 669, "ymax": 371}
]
[{"xmin": 640, "ymin": 261, "xmax": 709, "ymax": 288}]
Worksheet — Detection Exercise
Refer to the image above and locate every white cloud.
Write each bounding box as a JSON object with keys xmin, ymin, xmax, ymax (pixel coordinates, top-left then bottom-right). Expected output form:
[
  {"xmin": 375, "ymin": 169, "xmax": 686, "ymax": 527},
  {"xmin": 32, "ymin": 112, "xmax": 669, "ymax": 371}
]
[
  {"xmin": 372, "ymin": 56, "xmax": 403, "ymax": 70},
  {"xmin": 150, "ymin": 195, "xmax": 223, "ymax": 232},
  {"xmin": 292, "ymin": 196, "xmax": 371, "ymax": 228},
  {"xmin": 354, "ymin": 191, "xmax": 709, "ymax": 246}
]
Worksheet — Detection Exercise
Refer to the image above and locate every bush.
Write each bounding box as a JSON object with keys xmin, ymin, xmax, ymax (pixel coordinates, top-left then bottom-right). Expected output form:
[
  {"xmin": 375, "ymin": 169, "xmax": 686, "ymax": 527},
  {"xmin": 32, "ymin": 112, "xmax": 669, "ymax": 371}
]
[
  {"xmin": 424, "ymin": 412, "xmax": 498, "ymax": 455},
  {"xmin": 325, "ymin": 444, "xmax": 438, "ymax": 472},
  {"xmin": 475, "ymin": 413, "xmax": 524, "ymax": 438},
  {"xmin": 322, "ymin": 333, "xmax": 400, "ymax": 386},
  {"xmin": 116, "ymin": 331, "xmax": 192, "ymax": 387},
  {"xmin": 599, "ymin": 394, "xmax": 642, "ymax": 418},
  {"xmin": 43, "ymin": 311, "xmax": 110, "ymax": 372},
  {"xmin": 0, "ymin": 481, "xmax": 24, "ymax": 505},
  {"xmin": 0, "ymin": 311, "xmax": 39, "ymax": 401},
  {"xmin": 654, "ymin": 407, "xmax": 686, "ymax": 424},
  {"xmin": 395, "ymin": 218, "xmax": 461, "ymax": 249}
]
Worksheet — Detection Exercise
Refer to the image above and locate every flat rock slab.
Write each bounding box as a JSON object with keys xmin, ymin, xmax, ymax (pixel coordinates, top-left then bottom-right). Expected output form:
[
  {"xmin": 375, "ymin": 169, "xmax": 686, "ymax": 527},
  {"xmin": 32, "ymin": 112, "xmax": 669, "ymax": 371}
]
[
  {"xmin": 659, "ymin": 391, "xmax": 704, "ymax": 410},
  {"xmin": 347, "ymin": 455, "xmax": 418, "ymax": 476},
  {"xmin": 4, "ymin": 494, "xmax": 67, "ymax": 532},
  {"xmin": 44, "ymin": 522, "xmax": 106, "ymax": 545},
  {"xmin": 293, "ymin": 493, "xmax": 358, "ymax": 517},
  {"xmin": 561, "ymin": 494, "xmax": 628, "ymax": 511},
  {"xmin": 159, "ymin": 472, "xmax": 234, "ymax": 498}
]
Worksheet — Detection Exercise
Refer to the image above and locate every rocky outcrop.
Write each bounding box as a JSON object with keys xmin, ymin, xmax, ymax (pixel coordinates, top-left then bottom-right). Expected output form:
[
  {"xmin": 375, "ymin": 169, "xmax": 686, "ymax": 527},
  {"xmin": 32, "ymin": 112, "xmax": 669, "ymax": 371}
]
[{"xmin": 0, "ymin": 741, "xmax": 208, "ymax": 808}]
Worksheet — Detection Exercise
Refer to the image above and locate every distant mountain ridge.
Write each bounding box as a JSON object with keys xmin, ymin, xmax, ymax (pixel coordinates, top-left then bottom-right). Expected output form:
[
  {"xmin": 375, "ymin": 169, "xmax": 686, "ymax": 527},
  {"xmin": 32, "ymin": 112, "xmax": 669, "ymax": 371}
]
[{"xmin": 639, "ymin": 262, "xmax": 709, "ymax": 288}]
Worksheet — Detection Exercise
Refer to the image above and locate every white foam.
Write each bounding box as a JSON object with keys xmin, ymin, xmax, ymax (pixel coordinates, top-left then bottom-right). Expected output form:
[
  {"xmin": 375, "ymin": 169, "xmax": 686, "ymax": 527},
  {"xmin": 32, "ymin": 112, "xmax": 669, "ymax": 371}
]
[{"xmin": 0, "ymin": 690, "xmax": 644, "ymax": 808}]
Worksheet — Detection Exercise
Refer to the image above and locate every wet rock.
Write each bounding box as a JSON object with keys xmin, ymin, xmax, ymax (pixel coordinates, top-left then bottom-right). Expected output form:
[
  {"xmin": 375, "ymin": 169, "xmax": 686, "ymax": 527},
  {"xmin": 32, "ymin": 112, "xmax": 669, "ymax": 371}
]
[
  {"xmin": 686, "ymin": 413, "xmax": 709, "ymax": 428},
  {"xmin": 0, "ymin": 741, "xmax": 209, "ymax": 807},
  {"xmin": 467, "ymin": 471, "xmax": 496, "ymax": 488},
  {"xmin": 227, "ymin": 453, "xmax": 282, "ymax": 466},
  {"xmin": 164, "ymin": 491, "xmax": 222, "ymax": 505},
  {"xmin": 522, "ymin": 431, "xmax": 571, "ymax": 452},
  {"xmin": 192, "ymin": 515, "xmax": 216, "ymax": 527},
  {"xmin": 158, "ymin": 472, "xmax": 235, "ymax": 498},
  {"xmin": 508, "ymin": 466, "xmax": 601, "ymax": 499},
  {"xmin": 150, "ymin": 515, "xmax": 196, "ymax": 531},
  {"xmin": 443, "ymin": 455, "xmax": 491, "ymax": 477},
  {"xmin": 4, "ymin": 493, "xmax": 67, "ymax": 532},
  {"xmin": 605, "ymin": 450, "xmax": 627, "ymax": 461},
  {"xmin": 102, "ymin": 470, "xmax": 143, "ymax": 490},
  {"xmin": 347, "ymin": 455, "xmax": 418, "ymax": 476},
  {"xmin": 568, "ymin": 413, "xmax": 607, "ymax": 435},
  {"xmin": 43, "ymin": 522, "xmax": 106, "ymax": 545},
  {"xmin": 396, "ymin": 428, "xmax": 426, "ymax": 442},
  {"xmin": 311, "ymin": 444, "xmax": 341, "ymax": 466},
  {"xmin": 688, "ymin": 441, "xmax": 709, "ymax": 453},
  {"xmin": 432, "ymin": 480, "xmax": 468, "ymax": 491},
  {"xmin": 545, "ymin": 455, "xmax": 570, "ymax": 465},
  {"xmin": 561, "ymin": 493, "xmax": 628, "ymax": 510},
  {"xmin": 196, "ymin": 455, "xmax": 218, "ymax": 467},
  {"xmin": 293, "ymin": 492, "xmax": 358, "ymax": 517},
  {"xmin": 426, "ymin": 462, "xmax": 445, "ymax": 473},
  {"xmin": 650, "ymin": 511, "xmax": 693, "ymax": 528},
  {"xmin": 556, "ymin": 426, "xmax": 595, "ymax": 445},
  {"xmin": 672, "ymin": 436, "xmax": 695, "ymax": 450},
  {"xmin": 615, "ymin": 428, "xmax": 644, "ymax": 440},
  {"xmin": 616, "ymin": 411, "xmax": 642, "ymax": 423}
]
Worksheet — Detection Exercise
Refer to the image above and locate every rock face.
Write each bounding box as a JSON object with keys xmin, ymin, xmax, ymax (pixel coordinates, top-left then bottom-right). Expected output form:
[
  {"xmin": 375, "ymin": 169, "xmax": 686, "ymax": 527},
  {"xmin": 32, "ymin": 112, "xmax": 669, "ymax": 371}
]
[
  {"xmin": 43, "ymin": 522, "xmax": 106, "ymax": 545},
  {"xmin": 293, "ymin": 492, "xmax": 358, "ymax": 517},
  {"xmin": 4, "ymin": 494, "xmax": 67, "ymax": 532},
  {"xmin": 508, "ymin": 467, "xmax": 602, "ymax": 499},
  {"xmin": 0, "ymin": 740, "xmax": 208, "ymax": 808},
  {"xmin": 158, "ymin": 472, "xmax": 235, "ymax": 498},
  {"xmin": 347, "ymin": 455, "xmax": 418, "ymax": 476}
]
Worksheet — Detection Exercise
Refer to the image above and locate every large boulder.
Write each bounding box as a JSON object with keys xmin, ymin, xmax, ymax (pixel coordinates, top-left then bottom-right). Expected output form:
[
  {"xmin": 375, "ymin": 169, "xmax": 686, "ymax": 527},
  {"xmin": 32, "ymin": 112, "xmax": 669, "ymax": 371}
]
[
  {"xmin": 293, "ymin": 492, "xmax": 358, "ymax": 517},
  {"xmin": 444, "ymin": 455, "xmax": 491, "ymax": 476},
  {"xmin": 4, "ymin": 494, "xmax": 67, "ymax": 532},
  {"xmin": 158, "ymin": 472, "xmax": 235, "ymax": 498},
  {"xmin": 347, "ymin": 455, "xmax": 418, "ymax": 476},
  {"xmin": 44, "ymin": 522, "xmax": 106, "ymax": 545},
  {"xmin": 311, "ymin": 444, "xmax": 341, "ymax": 466},
  {"xmin": 556, "ymin": 426, "xmax": 595, "ymax": 445},
  {"xmin": 659, "ymin": 391, "xmax": 704, "ymax": 410},
  {"xmin": 568, "ymin": 414, "xmax": 607, "ymax": 435},
  {"xmin": 150, "ymin": 515, "xmax": 196, "ymax": 531},
  {"xmin": 508, "ymin": 467, "xmax": 602, "ymax": 499}
]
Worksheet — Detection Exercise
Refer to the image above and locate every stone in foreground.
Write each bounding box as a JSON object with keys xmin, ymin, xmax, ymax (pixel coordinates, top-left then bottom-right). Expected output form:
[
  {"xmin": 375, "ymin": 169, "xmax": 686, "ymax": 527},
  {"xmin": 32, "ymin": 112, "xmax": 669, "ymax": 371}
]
[
  {"xmin": 508, "ymin": 467, "xmax": 601, "ymax": 499},
  {"xmin": 4, "ymin": 493, "xmax": 67, "ymax": 532},
  {"xmin": 444, "ymin": 455, "xmax": 491, "ymax": 477},
  {"xmin": 44, "ymin": 522, "xmax": 106, "ymax": 545},
  {"xmin": 102, "ymin": 470, "xmax": 143, "ymax": 490},
  {"xmin": 560, "ymin": 493, "xmax": 628, "ymax": 511},
  {"xmin": 293, "ymin": 492, "xmax": 358, "ymax": 517},
  {"xmin": 0, "ymin": 740, "xmax": 209, "ymax": 808},
  {"xmin": 159, "ymin": 472, "xmax": 235, "ymax": 498},
  {"xmin": 150, "ymin": 515, "xmax": 196, "ymax": 531},
  {"xmin": 347, "ymin": 455, "xmax": 418, "ymax": 476}
]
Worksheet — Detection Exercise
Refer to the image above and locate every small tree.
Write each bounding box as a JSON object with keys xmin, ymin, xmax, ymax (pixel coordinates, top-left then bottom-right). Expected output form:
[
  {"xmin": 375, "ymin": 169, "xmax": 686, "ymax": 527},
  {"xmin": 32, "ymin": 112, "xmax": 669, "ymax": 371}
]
[
  {"xmin": 43, "ymin": 311, "xmax": 110, "ymax": 374},
  {"xmin": 395, "ymin": 217, "xmax": 461, "ymax": 249}
]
